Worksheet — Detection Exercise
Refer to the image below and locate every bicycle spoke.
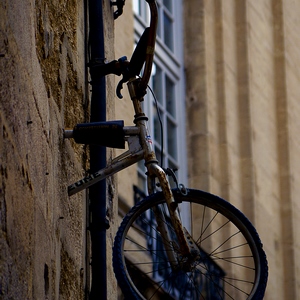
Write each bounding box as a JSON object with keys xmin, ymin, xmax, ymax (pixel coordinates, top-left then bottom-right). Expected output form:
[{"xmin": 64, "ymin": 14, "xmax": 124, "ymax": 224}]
[
  {"xmin": 114, "ymin": 190, "xmax": 268, "ymax": 299},
  {"xmin": 125, "ymin": 236, "xmax": 177, "ymax": 264},
  {"xmin": 209, "ymin": 230, "xmax": 240, "ymax": 256},
  {"xmin": 212, "ymin": 241, "xmax": 249, "ymax": 256},
  {"xmin": 148, "ymin": 268, "xmax": 176, "ymax": 300},
  {"xmin": 196, "ymin": 210, "xmax": 220, "ymax": 245},
  {"xmin": 200, "ymin": 219, "xmax": 231, "ymax": 244}
]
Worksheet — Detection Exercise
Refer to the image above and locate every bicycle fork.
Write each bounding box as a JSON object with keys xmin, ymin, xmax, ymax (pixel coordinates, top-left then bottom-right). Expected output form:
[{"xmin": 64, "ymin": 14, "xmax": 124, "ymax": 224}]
[
  {"xmin": 128, "ymin": 79, "xmax": 201, "ymax": 270},
  {"xmin": 147, "ymin": 163, "xmax": 201, "ymax": 271}
]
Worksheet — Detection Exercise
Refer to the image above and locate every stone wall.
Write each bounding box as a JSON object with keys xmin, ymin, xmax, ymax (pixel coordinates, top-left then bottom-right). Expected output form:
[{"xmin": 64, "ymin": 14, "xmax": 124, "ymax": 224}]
[{"xmin": 0, "ymin": 0, "xmax": 116, "ymax": 298}]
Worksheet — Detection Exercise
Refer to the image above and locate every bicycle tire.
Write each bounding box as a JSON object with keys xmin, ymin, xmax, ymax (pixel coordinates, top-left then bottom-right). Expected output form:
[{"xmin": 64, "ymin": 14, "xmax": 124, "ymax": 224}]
[{"xmin": 113, "ymin": 188, "xmax": 268, "ymax": 299}]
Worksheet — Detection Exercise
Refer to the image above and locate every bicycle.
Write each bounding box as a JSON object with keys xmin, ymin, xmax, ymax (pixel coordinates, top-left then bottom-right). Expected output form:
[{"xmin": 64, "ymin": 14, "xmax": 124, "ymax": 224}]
[{"xmin": 64, "ymin": 0, "xmax": 268, "ymax": 299}]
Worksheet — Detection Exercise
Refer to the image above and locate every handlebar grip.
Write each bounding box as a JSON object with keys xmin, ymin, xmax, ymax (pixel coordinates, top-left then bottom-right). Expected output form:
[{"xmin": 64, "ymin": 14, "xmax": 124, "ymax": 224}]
[{"xmin": 128, "ymin": 27, "xmax": 150, "ymax": 77}]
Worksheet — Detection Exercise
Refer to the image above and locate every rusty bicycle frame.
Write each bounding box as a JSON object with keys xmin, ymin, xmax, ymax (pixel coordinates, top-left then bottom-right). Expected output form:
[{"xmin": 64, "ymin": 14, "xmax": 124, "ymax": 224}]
[{"xmin": 64, "ymin": 0, "xmax": 200, "ymax": 269}]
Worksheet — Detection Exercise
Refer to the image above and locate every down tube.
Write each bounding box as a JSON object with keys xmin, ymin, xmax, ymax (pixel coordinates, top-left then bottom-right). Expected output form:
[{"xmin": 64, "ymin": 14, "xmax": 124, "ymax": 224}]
[{"xmin": 68, "ymin": 150, "xmax": 144, "ymax": 196}]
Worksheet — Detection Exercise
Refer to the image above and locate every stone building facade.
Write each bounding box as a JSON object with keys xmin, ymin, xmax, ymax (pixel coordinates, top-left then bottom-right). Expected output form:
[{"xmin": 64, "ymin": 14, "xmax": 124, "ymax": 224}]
[
  {"xmin": 115, "ymin": 0, "xmax": 300, "ymax": 299},
  {"xmin": 182, "ymin": 1, "xmax": 300, "ymax": 299},
  {"xmin": 1, "ymin": 0, "xmax": 300, "ymax": 299},
  {"xmin": 0, "ymin": 0, "xmax": 117, "ymax": 299}
]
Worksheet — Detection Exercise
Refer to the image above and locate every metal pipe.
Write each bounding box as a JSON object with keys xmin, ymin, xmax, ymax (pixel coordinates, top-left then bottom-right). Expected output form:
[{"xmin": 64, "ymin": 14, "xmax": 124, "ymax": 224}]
[{"xmin": 88, "ymin": 0, "xmax": 107, "ymax": 299}]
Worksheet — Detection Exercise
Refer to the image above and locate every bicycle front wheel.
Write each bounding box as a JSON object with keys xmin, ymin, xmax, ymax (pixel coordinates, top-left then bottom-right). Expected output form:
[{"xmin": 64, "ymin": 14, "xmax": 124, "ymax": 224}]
[{"xmin": 113, "ymin": 189, "xmax": 268, "ymax": 299}]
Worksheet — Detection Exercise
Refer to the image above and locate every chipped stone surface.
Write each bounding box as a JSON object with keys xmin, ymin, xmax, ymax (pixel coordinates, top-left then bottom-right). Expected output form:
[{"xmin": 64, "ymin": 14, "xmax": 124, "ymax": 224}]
[{"xmin": 0, "ymin": 0, "xmax": 116, "ymax": 298}]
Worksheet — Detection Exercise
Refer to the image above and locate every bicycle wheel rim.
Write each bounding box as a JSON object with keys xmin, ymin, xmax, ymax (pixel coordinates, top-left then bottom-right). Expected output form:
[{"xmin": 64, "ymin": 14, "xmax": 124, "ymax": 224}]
[{"xmin": 113, "ymin": 189, "xmax": 268, "ymax": 299}]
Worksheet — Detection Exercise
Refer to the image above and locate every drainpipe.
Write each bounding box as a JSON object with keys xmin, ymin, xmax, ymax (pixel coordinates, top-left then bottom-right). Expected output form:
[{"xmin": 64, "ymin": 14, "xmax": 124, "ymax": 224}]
[{"xmin": 88, "ymin": 0, "xmax": 107, "ymax": 299}]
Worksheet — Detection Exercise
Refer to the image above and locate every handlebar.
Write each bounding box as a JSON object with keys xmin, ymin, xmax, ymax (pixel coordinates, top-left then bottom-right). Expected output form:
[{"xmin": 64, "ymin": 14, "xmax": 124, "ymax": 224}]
[
  {"xmin": 116, "ymin": 0, "xmax": 157, "ymax": 98},
  {"xmin": 88, "ymin": 0, "xmax": 158, "ymax": 99}
]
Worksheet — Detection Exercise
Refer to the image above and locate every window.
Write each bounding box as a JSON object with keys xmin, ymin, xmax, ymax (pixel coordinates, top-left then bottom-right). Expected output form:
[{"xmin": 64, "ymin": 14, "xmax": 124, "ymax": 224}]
[
  {"xmin": 134, "ymin": 0, "xmax": 177, "ymax": 53},
  {"xmin": 152, "ymin": 63, "xmax": 178, "ymax": 168},
  {"xmin": 133, "ymin": 0, "xmax": 149, "ymax": 22},
  {"xmin": 133, "ymin": 0, "xmax": 187, "ymax": 193}
]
